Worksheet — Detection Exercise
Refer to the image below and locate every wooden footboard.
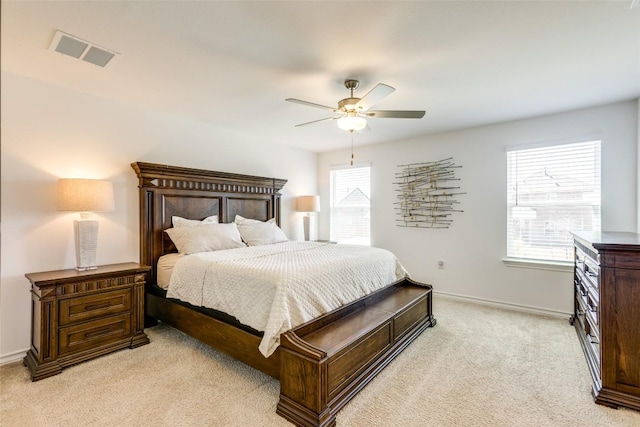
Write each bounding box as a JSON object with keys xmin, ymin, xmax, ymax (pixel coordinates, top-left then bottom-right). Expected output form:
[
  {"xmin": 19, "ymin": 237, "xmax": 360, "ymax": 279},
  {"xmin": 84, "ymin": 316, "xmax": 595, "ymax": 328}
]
[{"xmin": 277, "ymin": 278, "xmax": 435, "ymax": 427}]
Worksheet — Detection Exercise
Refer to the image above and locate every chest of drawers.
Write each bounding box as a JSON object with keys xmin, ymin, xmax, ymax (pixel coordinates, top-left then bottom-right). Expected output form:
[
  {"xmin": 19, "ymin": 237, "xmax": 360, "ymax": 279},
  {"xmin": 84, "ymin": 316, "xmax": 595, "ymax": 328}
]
[
  {"xmin": 572, "ymin": 232, "xmax": 640, "ymax": 411},
  {"xmin": 23, "ymin": 263, "xmax": 150, "ymax": 381}
]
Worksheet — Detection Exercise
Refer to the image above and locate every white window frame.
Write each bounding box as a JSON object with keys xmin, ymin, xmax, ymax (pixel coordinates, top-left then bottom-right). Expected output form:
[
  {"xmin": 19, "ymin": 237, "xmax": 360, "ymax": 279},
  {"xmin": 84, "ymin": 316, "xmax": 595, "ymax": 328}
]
[
  {"xmin": 504, "ymin": 140, "xmax": 601, "ymax": 270},
  {"xmin": 329, "ymin": 163, "xmax": 371, "ymax": 246}
]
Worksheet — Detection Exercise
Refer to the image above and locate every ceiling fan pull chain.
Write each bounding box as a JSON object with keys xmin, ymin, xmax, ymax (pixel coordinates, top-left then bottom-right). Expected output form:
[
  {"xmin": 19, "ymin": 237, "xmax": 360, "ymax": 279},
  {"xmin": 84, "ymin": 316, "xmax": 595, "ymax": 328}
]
[{"xmin": 350, "ymin": 131, "xmax": 355, "ymax": 166}]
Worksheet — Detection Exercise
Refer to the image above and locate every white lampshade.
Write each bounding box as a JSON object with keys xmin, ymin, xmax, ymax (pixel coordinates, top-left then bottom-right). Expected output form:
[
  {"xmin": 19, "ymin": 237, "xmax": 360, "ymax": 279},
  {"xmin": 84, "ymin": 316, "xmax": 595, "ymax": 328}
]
[
  {"xmin": 296, "ymin": 195, "xmax": 320, "ymax": 213},
  {"xmin": 58, "ymin": 178, "xmax": 114, "ymax": 271},
  {"xmin": 58, "ymin": 179, "xmax": 115, "ymax": 212},
  {"xmin": 337, "ymin": 114, "xmax": 367, "ymax": 132}
]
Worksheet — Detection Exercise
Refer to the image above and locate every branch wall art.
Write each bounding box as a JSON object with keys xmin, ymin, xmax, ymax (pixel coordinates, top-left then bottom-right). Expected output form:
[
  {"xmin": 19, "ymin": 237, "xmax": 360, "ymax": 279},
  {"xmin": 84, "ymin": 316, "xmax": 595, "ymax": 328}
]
[{"xmin": 395, "ymin": 157, "xmax": 465, "ymax": 228}]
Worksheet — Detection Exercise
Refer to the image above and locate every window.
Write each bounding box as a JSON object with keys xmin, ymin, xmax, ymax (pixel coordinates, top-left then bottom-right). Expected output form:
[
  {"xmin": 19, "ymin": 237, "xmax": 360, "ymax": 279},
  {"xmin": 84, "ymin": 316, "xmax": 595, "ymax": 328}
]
[
  {"xmin": 507, "ymin": 140, "xmax": 601, "ymax": 262},
  {"xmin": 330, "ymin": 165, "xmax": 371, "ymax": 245}
]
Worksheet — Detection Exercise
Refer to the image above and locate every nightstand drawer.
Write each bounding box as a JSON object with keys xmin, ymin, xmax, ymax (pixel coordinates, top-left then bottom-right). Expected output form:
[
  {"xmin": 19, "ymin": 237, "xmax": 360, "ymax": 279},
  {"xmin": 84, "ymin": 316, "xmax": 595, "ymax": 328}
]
[
  {"xmin": 59, "ymin": 288, "xmax": 132, "ymax": 326},
  {"xmin": 58, "ymin": 314, "xmax": 132, "ymax": 356}
]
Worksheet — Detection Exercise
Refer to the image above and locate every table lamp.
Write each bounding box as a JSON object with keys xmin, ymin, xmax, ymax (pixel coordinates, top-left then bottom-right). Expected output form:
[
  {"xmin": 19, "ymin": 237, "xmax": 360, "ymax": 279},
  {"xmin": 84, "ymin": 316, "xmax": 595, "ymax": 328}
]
[{"xmin": 58, "ymin": 178, "xmax": 115, "ymax": 270}]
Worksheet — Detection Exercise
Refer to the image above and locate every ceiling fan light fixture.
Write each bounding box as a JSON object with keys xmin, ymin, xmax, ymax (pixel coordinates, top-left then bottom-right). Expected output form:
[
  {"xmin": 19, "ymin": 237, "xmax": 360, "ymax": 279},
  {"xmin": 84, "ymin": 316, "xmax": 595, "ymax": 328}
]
[{"xmin": 337, "ymin": 115, "xmax": 367, "ymax": 132}]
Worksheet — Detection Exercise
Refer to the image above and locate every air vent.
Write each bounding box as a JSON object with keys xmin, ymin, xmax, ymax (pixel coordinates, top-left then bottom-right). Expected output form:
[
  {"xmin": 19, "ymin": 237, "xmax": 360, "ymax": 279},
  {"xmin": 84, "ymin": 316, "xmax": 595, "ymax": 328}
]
[{"xmin": 48, "ymin": 30, "xmax": 119, "ymax": 68}]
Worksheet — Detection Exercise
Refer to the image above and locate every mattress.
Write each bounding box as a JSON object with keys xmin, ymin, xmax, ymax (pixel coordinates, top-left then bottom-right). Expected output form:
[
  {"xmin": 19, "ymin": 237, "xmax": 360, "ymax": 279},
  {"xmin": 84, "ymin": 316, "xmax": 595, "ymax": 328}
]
[{"xmin": 157, "ymin": 253, "xmax": 180, "ymax": 289}]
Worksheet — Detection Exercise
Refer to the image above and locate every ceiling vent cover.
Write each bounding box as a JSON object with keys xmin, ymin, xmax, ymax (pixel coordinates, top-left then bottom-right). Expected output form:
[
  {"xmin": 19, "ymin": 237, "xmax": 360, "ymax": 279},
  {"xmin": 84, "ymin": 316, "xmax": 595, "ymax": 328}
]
[{"xmin": 48, "ymin": 30, "xmax": 119, "ymax": 68}]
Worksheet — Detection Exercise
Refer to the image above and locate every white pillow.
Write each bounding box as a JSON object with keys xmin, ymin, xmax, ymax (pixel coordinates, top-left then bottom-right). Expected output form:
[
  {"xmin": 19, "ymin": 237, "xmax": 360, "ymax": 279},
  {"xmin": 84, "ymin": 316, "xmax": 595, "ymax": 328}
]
[
  {"xmin": 234, "ymin": 215, "xmax": 288, "ymax": 246},
  {"xmin": 165, "ymin": 223, "xmax": 245, "ymax": 255},
  {"xmin": 172, "ymin": 215, "xmax": 218, "ymax": 227},
  {"xmin": 234, "ymin": 215, "xmax": 268, "ymax": 224}
]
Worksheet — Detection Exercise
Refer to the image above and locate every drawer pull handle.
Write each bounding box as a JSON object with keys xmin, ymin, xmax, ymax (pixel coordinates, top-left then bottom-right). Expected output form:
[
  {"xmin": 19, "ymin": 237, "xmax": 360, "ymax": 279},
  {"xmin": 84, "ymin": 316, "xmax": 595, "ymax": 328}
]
[
  {"xmin": 586, "ymin": 271, "xmax": 597, "ymax": 278},
  {"xmin": 85, "ymin": 302, "xmax": 112, "ymax": 311},
  {"xmin": 84, "ymin": 327, "xmax": 111, "ymax": 338}
]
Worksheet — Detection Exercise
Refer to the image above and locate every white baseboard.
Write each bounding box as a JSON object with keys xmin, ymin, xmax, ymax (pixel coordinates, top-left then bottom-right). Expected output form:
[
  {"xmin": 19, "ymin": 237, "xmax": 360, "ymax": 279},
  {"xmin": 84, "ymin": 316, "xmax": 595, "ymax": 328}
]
[
  {"xmin": 0, "ymin": 349, "xmax": 27, "ymax": 366},
  {"xmin": 433, "ymin": 291, "xmax": 572, "ymax": 320}
]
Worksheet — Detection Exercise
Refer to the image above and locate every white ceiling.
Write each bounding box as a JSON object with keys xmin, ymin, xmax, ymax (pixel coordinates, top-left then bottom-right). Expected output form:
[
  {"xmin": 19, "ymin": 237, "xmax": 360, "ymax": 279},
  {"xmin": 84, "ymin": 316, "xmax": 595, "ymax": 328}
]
[{"xmin": 2, "ymin": 1, "xmax": 639, "ymax": 153}]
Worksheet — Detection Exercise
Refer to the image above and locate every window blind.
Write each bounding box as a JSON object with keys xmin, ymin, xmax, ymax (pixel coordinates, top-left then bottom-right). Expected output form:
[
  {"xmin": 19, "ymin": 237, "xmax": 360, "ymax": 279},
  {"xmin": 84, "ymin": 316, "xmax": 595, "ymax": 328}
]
[
  {"xmin": 507, "ymin": 140, "xmax": 601, "ymax": 262},
  {"xmin": 330, "ymin": 165, "xmax": 371, "ymax": 245}
]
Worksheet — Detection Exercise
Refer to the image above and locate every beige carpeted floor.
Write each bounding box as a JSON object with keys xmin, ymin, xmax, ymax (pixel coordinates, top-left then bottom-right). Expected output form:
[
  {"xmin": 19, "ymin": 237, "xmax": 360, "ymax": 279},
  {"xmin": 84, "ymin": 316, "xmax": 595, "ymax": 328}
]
[{"xmin": 1, "ymin": 297, "xmax": 639, "ymax": 427}]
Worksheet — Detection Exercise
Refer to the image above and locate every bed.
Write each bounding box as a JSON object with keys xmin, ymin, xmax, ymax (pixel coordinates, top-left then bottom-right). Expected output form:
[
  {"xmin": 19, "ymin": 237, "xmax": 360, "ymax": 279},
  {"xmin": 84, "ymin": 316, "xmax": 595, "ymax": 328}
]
[{"xmin": 131, "ymin": 162, "xmax": 436, "ymax": 427}]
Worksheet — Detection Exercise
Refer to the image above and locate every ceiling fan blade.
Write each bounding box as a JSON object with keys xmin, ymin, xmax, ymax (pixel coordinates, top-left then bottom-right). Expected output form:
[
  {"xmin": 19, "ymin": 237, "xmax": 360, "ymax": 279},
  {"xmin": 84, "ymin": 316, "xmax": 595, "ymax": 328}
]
[
  {"xmin": 365, "ymin": 110, "xmax": 426, "ymax": 119},
  {"xmin": 286, "ymin": 98, "xmax": 336, "ymax": 111},
  {"xmin": 355, "ymin": 83, "xmax": 395, "ymax": 111},
  {"xmin": 294, "ymin": 116, "xmax": 339, "ymax": 127}
]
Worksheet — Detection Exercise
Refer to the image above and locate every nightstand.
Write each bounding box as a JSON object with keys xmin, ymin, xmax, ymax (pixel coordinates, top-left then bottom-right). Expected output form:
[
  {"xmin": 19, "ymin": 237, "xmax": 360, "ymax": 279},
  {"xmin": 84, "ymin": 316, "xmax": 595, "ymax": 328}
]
[{"xmin": 23, "ymin": 262, "xmax": 150, "ymax": 381}]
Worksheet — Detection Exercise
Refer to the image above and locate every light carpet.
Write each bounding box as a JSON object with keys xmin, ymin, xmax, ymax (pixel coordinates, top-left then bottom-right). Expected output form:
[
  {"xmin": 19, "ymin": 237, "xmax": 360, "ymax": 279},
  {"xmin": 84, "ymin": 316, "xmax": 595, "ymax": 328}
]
[{"xmin": 1, "ymin": 298, "xmax": 639, "ymax": 427}]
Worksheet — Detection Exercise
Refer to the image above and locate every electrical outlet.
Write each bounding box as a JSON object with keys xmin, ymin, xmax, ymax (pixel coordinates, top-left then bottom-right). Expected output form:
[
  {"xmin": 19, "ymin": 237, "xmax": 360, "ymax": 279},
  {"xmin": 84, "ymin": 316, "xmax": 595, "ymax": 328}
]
[{"xmin": 437, "ymin": 260, "xmax": 444, "ymax": 269}]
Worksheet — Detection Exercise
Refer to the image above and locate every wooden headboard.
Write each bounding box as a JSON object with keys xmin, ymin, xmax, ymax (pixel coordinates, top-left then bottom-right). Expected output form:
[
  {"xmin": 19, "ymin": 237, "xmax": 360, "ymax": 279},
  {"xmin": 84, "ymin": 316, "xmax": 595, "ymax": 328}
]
[{"xmin": 131, "ymin": 162, "xmax": 287, "ymax": 285}]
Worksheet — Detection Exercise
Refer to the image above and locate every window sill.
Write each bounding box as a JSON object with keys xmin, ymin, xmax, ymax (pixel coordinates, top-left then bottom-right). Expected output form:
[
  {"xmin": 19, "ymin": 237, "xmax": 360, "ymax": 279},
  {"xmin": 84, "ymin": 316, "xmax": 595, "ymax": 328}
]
[{"xmin": 502, "ymin": 257, "xmax": 573, "ymax": 272}]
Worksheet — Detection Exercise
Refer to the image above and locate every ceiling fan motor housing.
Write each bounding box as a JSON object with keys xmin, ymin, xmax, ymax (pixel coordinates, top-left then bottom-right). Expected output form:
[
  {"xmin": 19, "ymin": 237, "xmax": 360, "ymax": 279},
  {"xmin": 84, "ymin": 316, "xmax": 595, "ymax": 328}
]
[
  {"xmin": 344, "ymin": 79, "xmax": 359, "ymax": 90},
  {"xmin": 339, "ymin": 97, "xmax": 361, "ymax": 111}
]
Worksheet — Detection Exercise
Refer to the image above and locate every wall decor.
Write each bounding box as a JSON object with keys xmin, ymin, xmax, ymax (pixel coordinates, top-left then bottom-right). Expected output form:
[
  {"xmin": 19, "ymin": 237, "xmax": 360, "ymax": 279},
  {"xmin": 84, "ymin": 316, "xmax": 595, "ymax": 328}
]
[{"xmin": 395, "ymin": 157, "xmax": 465, "ymax": 228}]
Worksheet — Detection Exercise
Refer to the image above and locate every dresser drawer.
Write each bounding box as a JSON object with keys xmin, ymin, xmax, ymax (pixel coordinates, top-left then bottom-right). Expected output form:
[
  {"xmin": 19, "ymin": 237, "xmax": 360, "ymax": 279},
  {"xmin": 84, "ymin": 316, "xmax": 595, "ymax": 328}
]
[
  {"xmin": 586, "ymin": 287, "xmax": 599, "ymax": 326},
  {"xmin": 575, "ymin": 279, "xmax": 588, "ymax": 304},
  {"xmin": 575, "ymin": 292, "xmax": 588, "ymax": 328},
  {"xmin": 586, "ymin": 309, "xmax": 600, "ymax": 343},
  {"xmin": 59, "ymin": 288, "xmax": 132, "ymax": 326},
  {"xmin": 58, "ymin": 314, "xmax": 132, "ymax": 356},
  {"xmin": 576, "ymin": 247, "xmax": 600, "ymax": 291},
  {"xmin": 577, "ymin": 267, "xmax": 599, "ymax": 296},
  {"xmin": 575, "ymin": 298, "xmax": 600, "ymax": 365},
  {"xmin": 55, "ymin": 273, "xmax": 146, "ymax": 297}
]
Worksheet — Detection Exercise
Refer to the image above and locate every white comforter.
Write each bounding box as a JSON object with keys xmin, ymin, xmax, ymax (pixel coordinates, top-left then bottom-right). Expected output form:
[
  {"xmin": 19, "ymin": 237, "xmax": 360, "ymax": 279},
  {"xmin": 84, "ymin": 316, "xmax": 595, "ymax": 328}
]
[{"xmin": 166, "ymin": 241, "xmax": 408, "ymax": 357}]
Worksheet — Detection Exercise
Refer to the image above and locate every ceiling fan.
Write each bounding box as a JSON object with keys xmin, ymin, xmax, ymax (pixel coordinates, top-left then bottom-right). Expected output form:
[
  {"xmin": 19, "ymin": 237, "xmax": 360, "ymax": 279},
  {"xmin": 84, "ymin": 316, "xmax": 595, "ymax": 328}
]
[{"xmin": 286, "ymin": 79, "xmax": 425, "ymax": 132}]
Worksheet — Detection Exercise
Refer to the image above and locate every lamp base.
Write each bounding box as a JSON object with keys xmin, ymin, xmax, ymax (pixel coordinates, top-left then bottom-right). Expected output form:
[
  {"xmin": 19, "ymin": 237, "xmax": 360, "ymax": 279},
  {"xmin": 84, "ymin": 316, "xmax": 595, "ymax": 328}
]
[
  {"xmin": 74, "ymin": 218, "xmax": 99, "ymax": 270},
  {"xmin": 75, "ymin": 266, "xmax": 98, "ymax": 271},
  {"xmin": 303, "ymin": 215, "xmax": 311, "ymax": 241}
]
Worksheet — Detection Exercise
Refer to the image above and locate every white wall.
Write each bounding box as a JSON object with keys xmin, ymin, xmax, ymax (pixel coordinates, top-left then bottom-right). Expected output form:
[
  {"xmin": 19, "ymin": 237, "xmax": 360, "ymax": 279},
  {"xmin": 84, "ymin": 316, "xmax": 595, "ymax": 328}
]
[
  {"xmin": 0, "ymin": 71, "xmax": 319, "ymax": 361},
  {"xmin": 319, "ymin": 100, "xmax": 638, "ymax": 315}
]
